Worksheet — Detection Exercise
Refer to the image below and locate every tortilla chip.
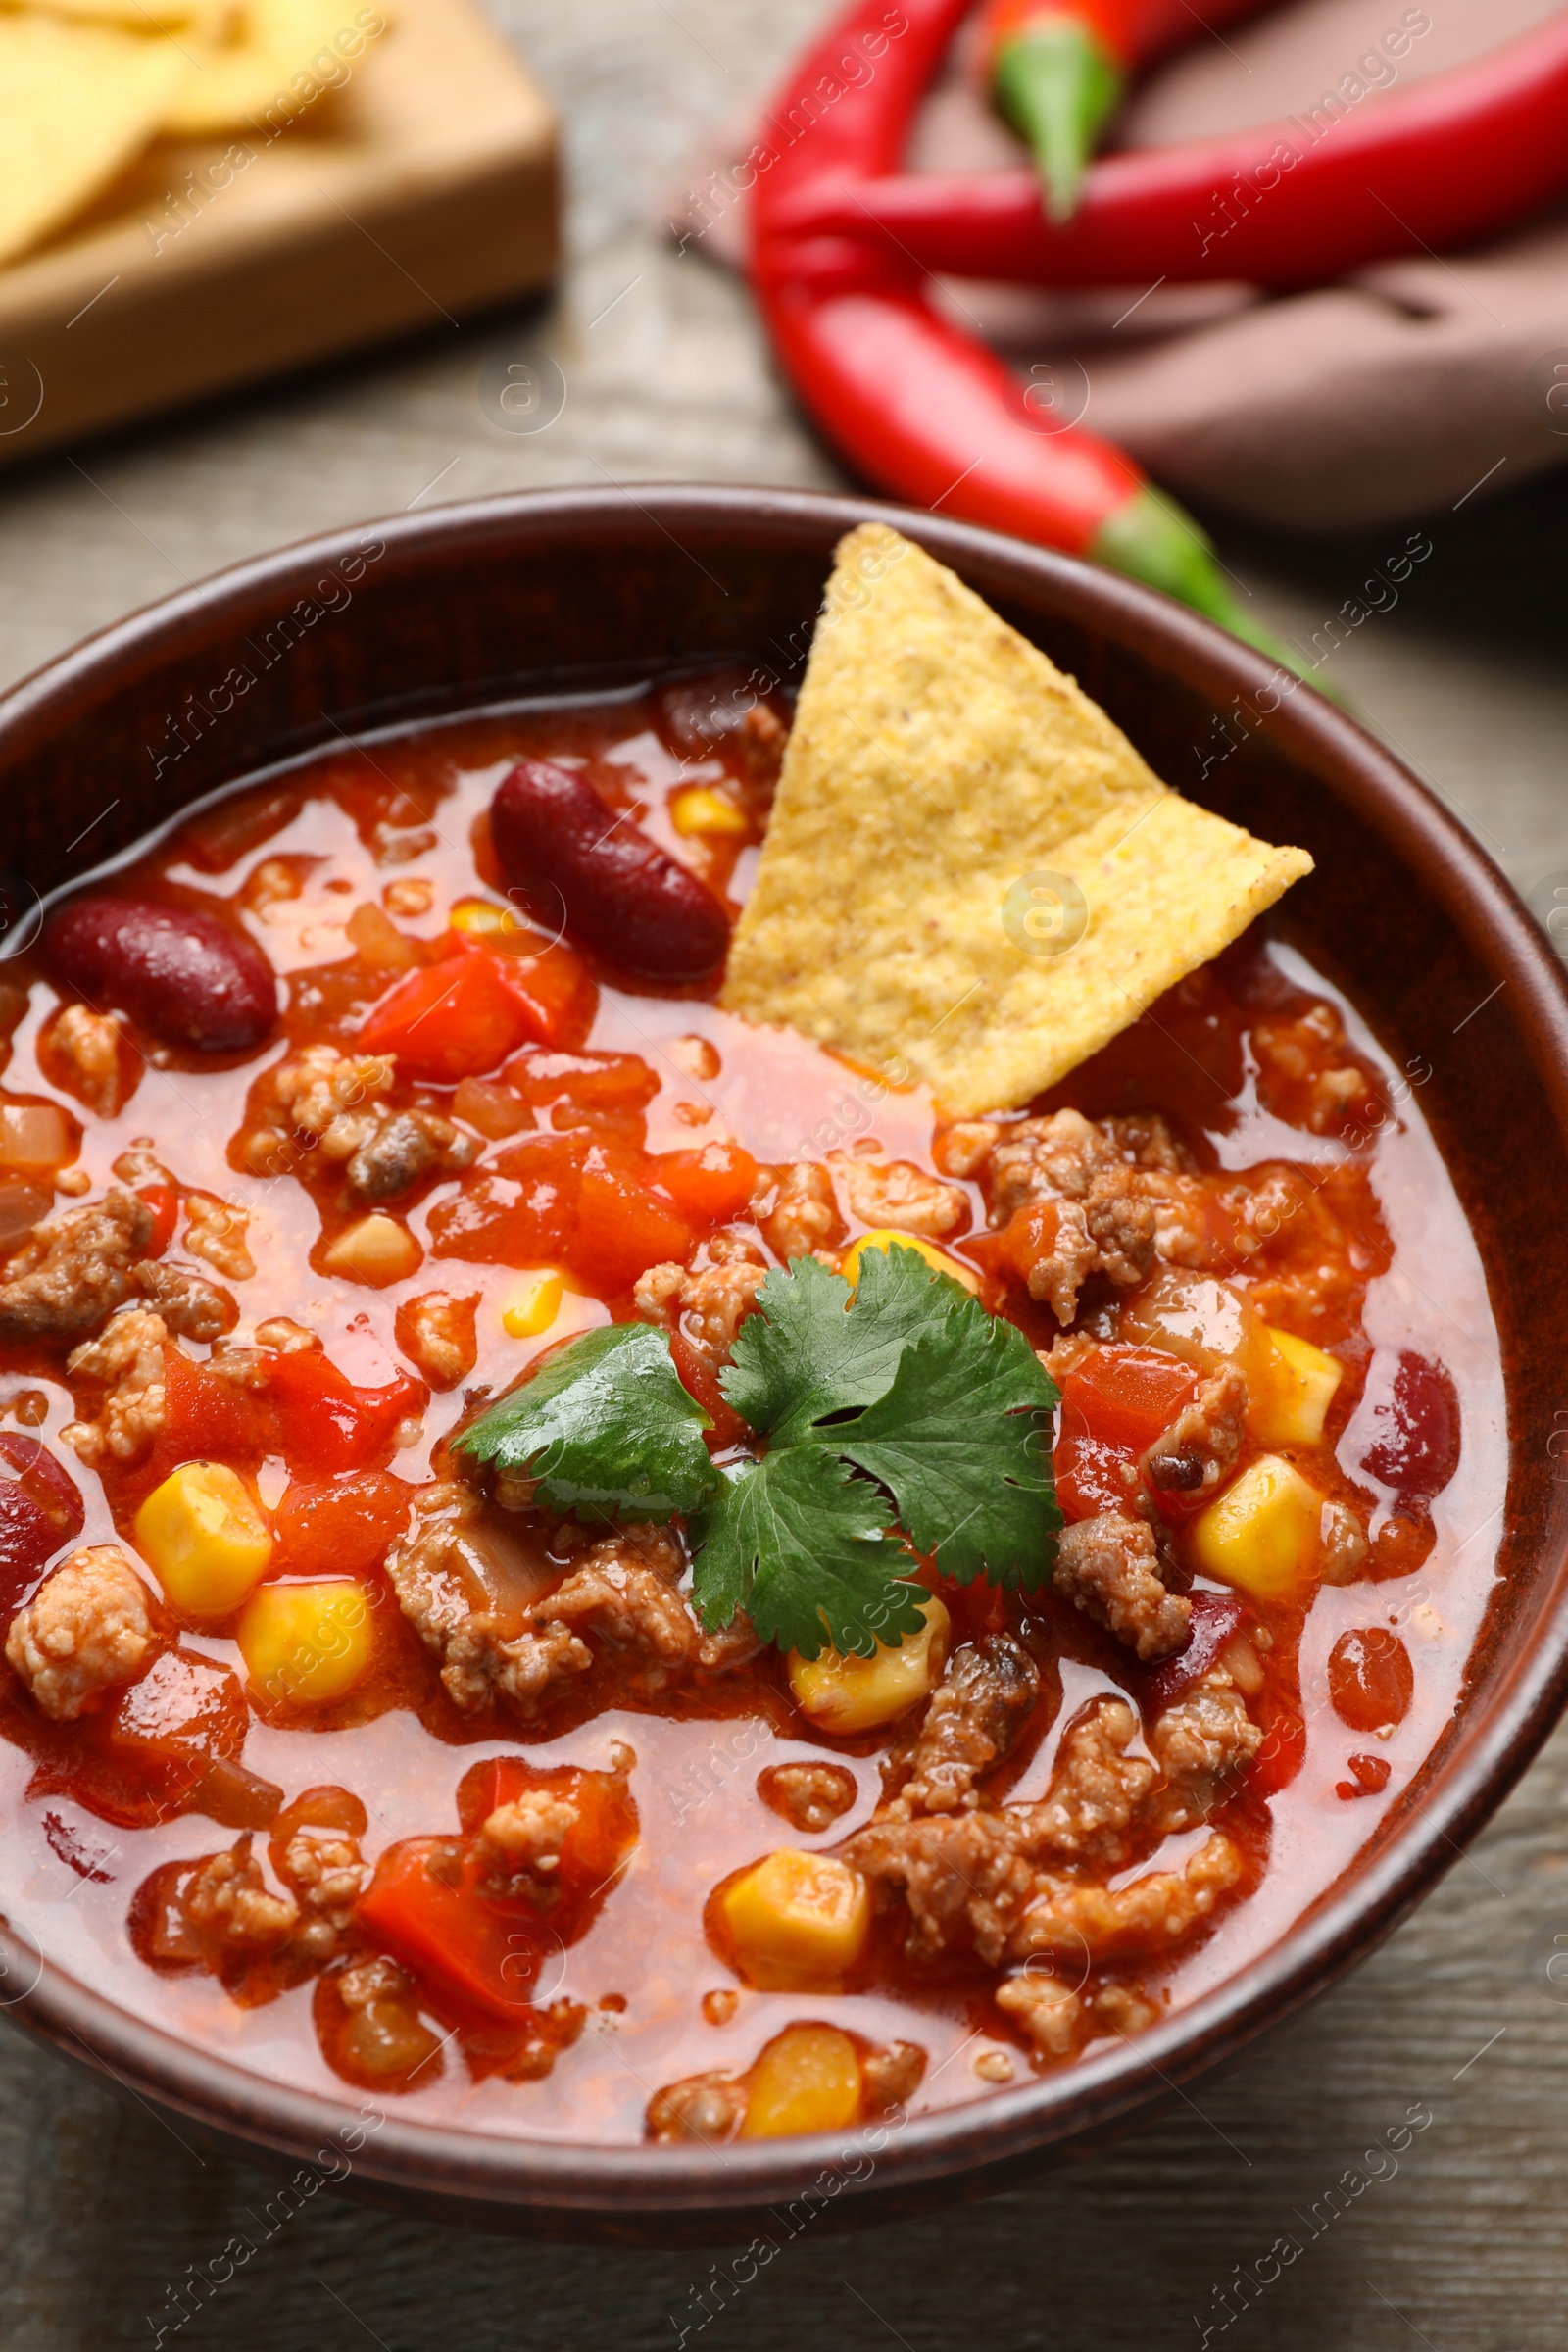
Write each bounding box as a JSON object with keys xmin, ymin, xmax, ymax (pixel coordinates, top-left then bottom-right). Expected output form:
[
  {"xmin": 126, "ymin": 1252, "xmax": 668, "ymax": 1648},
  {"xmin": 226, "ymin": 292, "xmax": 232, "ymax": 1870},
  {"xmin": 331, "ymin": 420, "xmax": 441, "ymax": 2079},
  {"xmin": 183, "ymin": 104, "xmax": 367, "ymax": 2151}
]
[
  {"xmin": 165, "ymin": 0, "xmax": 381, "ymax": 134},
  {"xmin": 721, "ymin": 524, "xmax": 1313, "ymax": 1118},
  {"xmin": 1, "ymin": 0, "xmax": 232, "ymax": 32},
  {"xmin": 0, "ymin": 15, "xmax": 187, "ymax": 268}
]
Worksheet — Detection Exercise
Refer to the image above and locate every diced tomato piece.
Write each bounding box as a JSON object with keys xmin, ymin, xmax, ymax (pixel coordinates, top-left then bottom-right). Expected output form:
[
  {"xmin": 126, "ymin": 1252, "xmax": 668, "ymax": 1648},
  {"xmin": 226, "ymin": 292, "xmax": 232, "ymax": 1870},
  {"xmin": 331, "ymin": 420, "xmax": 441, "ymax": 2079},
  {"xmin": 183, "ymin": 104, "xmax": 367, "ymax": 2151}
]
[
  {"xmin": 649, "ymin": 1140, "xmax": 760, "ymax": 1226},
  {"xmin": 490, "ymin": 941, "xmax": 599, "ymax": 1052},
  {"xmin": 102, "ymin": 1649, "xmax": 250, "ymax": 1812},
  {"xmin": 454, "ymin": 1758, "xmax": 638, "ymax": 1922},
  {"xmin": 155, "ymin": 1345, "xmax": 270, "ymax": 1473},
  {"xmin": 359, "ymin": 947, "xmax": 533, "ymax": 1081},
  {"xmin": 504, "ymin": 1047, "xmax": 660, "ymax": 1123},
  {"xmin": 266, "ymin": 1352, "xmax": 425, "ymax": 1477},
  {"xmin": 137, "ymin": 1184, "xmax": 179, "ymax": 1258},
  {"xmin": 1054, "ymin": 1345, "xmax": 1199, "ymax": 1521},
  {"xmin": 669, "ymin": 1330, "xmax": 749, "ymax": 1450},
  {"xmin": 426, "ymin": 1131, "xmax": 585, "ymax": 1267},
  {"xmin": 272, "ymin": 1472, "xmax": 411, "ymax": 1576},
  {"xmin": 567, "ymin": 1145, "xmax": 694, "ymax": 1293},
  {"xmin": 358, "ymin": 1838, "xmax": 553, "ymax": 2022}
]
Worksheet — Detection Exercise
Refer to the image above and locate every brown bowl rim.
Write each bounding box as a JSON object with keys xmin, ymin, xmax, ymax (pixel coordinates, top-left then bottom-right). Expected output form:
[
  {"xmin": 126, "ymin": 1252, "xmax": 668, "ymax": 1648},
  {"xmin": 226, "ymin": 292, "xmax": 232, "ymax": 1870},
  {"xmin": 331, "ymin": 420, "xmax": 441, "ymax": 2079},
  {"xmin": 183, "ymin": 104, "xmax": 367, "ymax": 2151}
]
[{"xmin": 2, "ymin": 482, "xmax": 1565, "ymax": 2232}]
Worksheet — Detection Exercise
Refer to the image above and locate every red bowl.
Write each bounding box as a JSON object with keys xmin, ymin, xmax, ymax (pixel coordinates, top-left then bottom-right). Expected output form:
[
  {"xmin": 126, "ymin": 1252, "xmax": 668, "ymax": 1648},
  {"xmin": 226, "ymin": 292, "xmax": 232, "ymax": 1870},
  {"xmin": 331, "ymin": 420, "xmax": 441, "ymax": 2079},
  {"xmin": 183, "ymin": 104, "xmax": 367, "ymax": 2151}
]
[{"xmin": 0, "ymin": 485, "xmax": 1563, "ymax": 2240}]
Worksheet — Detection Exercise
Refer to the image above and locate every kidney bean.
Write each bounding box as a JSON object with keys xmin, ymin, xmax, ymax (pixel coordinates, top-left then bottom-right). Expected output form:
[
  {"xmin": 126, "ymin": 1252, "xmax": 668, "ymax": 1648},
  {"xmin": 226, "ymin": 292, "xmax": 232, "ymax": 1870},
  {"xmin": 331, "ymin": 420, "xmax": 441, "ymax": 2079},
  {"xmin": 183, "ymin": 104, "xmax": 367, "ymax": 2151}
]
[
  {"xmin": 1134, "ymin": 1587, "xmax": 1252, "ymax": 1714},
  {"xmin": 1328, "ymin": 1626, "xmax": 1414, "ymax": 1732},
  {"xmin": 45, "ymin": 897, "xmax": 277, "ymax": 1052},
  {"xmin": 490, "ymin": 760, "xmax": 730, "ymax": 981},
  {"xmin": 0, "ymin": 1434, "xmax": 85, "ymax": 1612},
  {"xmin": 1355, "ymin": 1350, "xmax": 1459, "ymax": 1509}
]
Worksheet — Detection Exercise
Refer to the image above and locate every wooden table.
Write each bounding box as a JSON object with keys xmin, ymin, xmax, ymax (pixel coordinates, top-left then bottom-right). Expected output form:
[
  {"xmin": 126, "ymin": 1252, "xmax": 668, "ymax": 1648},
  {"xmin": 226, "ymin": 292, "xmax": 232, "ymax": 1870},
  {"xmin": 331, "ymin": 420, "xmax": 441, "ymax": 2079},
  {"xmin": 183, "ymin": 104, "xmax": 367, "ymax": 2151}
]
[{"xmin": 1, "ymin": 5, "xmax": 1566, "ymax": 2345}]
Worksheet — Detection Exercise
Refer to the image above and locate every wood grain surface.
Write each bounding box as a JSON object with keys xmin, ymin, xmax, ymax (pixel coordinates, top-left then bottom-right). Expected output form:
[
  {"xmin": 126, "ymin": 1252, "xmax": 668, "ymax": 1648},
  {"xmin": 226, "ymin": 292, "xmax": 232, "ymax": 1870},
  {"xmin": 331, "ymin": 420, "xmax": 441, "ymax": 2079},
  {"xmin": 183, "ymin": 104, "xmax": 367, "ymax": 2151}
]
[
  {"xmin": 0, "ymin": 0, "xmax": 558, "ymax": 468},
  {"xmin": 0, "ymin": 4, "xmax": 1567, "ymax": 2347}
]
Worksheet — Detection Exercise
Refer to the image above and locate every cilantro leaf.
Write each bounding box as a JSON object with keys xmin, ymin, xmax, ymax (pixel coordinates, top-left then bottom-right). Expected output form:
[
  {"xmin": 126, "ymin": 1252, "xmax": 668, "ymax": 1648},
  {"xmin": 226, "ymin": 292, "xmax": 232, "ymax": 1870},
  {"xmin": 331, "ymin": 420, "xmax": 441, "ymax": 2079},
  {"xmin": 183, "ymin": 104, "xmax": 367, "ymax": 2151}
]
[
  {"xmin": 719, "ymin": 1241, "xmax": 967, "ymax": 1446},
  {"xmin": 691, "ymin": 1448, "xmax": 925, "ymax": 1659},
  {"xmin": 835, "ymin": 1292, "xmax": 1061, "ymax": 1589},
  {"xmin": 456, "ymin": 1323, "xmax": 722, "ymax": 1523}
]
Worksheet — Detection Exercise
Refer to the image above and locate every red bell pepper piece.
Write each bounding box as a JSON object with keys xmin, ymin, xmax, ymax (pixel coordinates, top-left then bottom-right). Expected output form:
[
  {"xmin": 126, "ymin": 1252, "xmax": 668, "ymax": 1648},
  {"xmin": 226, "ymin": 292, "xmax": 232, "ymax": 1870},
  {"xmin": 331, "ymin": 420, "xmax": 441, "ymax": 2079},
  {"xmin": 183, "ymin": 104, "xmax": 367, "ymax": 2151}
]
[
  {"xmin": 265, "ymin": 1352, "xmax": 426, "ymax": 1478},
  {"xmin": 358, "ymin": 944, "xmax": 533, "ymax": 1082},
  {"xmin": 790, "ymin": 12, "xmax": 1568, "ymax": 295},
  {"xmin": 749, "ymin": 0, "xmax": 1292, "ymax": 662}
]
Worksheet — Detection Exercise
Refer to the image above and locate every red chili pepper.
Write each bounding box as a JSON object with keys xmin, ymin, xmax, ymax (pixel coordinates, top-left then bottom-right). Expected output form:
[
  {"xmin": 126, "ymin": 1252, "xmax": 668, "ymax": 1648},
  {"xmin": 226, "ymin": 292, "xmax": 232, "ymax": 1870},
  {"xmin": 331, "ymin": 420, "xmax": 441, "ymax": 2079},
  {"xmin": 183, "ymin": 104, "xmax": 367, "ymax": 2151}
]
[
  {"xmin": 788, "ymin": 12, "xmax": 1568, "ymax": 292},
  {"xmin": 976, "ymin": 0, "xmax": 1262, "ymax": 220},
  {"xmin": 751, "ymin": 0, "xmax": 1293, "ymax": 661}
]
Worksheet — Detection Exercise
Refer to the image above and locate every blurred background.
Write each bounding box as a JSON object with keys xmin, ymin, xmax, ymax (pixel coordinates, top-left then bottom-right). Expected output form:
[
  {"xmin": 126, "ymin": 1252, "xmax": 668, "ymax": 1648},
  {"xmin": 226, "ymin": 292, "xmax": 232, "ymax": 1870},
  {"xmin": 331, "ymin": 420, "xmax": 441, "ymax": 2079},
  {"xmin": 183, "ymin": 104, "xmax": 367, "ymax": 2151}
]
[{"xmin": 1, "ymin": 1, "xmax": 1567, "ymax": 2344}]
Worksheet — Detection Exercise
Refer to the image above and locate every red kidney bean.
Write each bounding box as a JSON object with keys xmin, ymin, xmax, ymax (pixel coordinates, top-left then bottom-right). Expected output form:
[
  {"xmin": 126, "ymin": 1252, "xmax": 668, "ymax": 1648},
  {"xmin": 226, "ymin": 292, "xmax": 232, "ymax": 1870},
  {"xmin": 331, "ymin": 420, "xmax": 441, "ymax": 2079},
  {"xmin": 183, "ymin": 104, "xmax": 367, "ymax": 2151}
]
[
  {"xmin": 1328, "ymin": 1626, "xmax": 1414, "ymax": 1732},
  {"xmin": 0, "ymin": 1435, "xmax": 84, "ymax": 1612},
  {"xmin": 490, "ymin": 760, "xmax": 730, "ymax": 981},
  {"xmin": 1134, "ymin": 1587, "xmax": 1252, "ymax": 1714},
  {"xmin": 44, "ymin": 897, "xmax": 277, "ymax": 1052},
  {"xmin": 1356, "ymin": 1350, "xmax": 1459, "ymax": 1509}
]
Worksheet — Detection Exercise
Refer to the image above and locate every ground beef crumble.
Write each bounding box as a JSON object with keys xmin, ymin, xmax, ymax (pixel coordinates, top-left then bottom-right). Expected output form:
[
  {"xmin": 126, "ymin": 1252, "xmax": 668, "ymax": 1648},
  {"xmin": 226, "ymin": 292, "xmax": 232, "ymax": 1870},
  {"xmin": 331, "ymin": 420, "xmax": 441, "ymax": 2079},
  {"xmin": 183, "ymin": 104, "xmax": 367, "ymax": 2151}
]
[
  {"xmin": 0, "ymin": 1188, "xmax": 154, "ymax": 1343},
  {"xmin": 1054, "ymin": 1514, "xmax": 1191, "ymax": 1662},
  {"xmin": 634, "ymin": 1233, "xmax": 767, "ymax": 1364},
  {"xmin": 387, "ymin": 1492, "xmax": 718, "ymax": 1721},
  {"xmin": 6, "ymin": 1545, "xmax": 157, "ymax": 1721},
  {"xmin": 882, "ymin": 1636, "xmax": 1039, "ymax": 1818}
]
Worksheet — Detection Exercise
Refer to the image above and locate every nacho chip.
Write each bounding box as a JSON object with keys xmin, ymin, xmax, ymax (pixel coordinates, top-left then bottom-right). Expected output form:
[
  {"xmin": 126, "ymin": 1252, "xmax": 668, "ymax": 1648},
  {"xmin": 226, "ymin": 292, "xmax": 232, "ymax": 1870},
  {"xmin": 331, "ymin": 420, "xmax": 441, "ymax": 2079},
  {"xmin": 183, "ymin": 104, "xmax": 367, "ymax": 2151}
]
[
  {"xmin": 165, "ymin": 0, "xmax": 381, "ymax": 134},
  {"xmin": 721, "ymin": 525, "xmax": 1313, "ymax": 1118},
  {"xmin": 2, "ymin": 0, "xmax": 232, "ymax": 32},
  {"xmin": 0, "ymin": 15, "xmax": 187, "ymax": 269}
]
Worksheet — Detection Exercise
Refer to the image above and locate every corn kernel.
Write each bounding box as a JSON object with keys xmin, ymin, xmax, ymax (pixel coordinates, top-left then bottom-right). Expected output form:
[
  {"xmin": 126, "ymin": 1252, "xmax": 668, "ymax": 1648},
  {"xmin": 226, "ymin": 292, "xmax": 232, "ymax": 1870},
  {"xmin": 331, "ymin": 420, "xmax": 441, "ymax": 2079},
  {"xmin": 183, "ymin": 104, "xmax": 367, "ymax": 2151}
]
[
  {"xmin": 742, "ymin": 2025, "xmax": 862, "ymax": 2139},
  {"xmin": 502, "ymin": 1269, "xmax": 564, "ymax": 1339},
  {"xmin": 839, "ymin": 1229, "xmax": 980, "ymax": 1297},
  {"xmin": 237, "ymin": 1579, "xmax": 374, "ymax": 1704},
  {"xmin": 133, "ymin": 1461, "xmax": 273, "ymax": 1618},
  {"xmin": 1250, "ymin": 1326, "xmax": 1344, "ymax": 1447},
  {"xmin": 669, "ymin": 786, "xmax": 749, "ymax": 838},
  {"xmin": 1190, "ymin": 1453, "xmax": 1321, "ymax": 1600},
  {"xmin": 788, "ymin": 1594, "xmax": 950, "ymax": 1735},
  {"xmin": 720, "ymin": 1849, "xmax": 871, "ymax": 1991},
  {"xmin": 450, "ymin": 896, "xmax": 526, "ymax": 939},
  {"xmin": 322, "ymin": 1213, "xmax": 423, "ymax": 1287}
]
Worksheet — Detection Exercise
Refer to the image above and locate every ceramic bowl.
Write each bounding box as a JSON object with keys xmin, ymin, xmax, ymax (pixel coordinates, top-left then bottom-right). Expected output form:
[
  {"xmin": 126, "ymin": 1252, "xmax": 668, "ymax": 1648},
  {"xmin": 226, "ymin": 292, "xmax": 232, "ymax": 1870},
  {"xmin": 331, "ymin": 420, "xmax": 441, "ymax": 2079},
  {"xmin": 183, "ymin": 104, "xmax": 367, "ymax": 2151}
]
[{"xmin": 1, "ymin": 485, "xmax": 1563, "ymax": 2241}]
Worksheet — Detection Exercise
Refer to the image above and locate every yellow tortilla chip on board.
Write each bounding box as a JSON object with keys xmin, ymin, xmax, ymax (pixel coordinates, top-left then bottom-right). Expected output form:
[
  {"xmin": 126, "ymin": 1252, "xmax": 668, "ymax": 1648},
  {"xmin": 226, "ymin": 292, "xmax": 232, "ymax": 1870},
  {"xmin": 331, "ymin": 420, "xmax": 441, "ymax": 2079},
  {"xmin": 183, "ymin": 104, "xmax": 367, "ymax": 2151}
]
[
  {"xmin": 4, "ymin": 0, "xmax": 232, "ymax": 31},
  {"xmin": 721, "ymin": 525, "xmax": 1313, "ymax": 1118},
  {"xmin": 165, "ymin": 0, "xmax": 381, "ymax": 133},
  {"xmin": 0, "ymin": 15, "xmax": 187, "ymax": 269}
]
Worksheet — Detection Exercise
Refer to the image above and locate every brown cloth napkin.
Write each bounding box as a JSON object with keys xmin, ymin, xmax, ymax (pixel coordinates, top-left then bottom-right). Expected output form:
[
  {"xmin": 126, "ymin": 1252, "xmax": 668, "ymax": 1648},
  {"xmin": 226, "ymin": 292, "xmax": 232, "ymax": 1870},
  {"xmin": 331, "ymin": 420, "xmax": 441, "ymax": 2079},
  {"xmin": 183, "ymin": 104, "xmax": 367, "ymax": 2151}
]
[{"xmin": 670, "ymin": 0, "xmax": 1568, "ymax": 531}]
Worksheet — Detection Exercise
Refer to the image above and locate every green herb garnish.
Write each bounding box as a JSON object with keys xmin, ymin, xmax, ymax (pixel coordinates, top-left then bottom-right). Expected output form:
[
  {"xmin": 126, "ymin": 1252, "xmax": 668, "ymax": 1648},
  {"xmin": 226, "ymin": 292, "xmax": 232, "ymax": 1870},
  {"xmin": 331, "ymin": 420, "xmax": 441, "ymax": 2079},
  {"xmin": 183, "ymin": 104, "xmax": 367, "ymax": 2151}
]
[
  {"xmin": 456, "ymin": 1321, "xmax": 722, "ymax": 1522},
  {"xmin": 457, "ymin": 1246, "xmax": 1060, "ymax": 1660}
]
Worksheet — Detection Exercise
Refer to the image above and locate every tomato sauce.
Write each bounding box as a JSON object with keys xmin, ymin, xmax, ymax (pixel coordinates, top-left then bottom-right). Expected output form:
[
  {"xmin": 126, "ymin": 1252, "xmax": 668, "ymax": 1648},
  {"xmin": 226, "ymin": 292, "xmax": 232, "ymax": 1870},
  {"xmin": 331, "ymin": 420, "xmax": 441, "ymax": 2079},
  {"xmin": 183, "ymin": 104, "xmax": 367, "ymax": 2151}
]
[{"xmin": 0, "ymin": 673, "xmax": 1507, "ymax": 2143}]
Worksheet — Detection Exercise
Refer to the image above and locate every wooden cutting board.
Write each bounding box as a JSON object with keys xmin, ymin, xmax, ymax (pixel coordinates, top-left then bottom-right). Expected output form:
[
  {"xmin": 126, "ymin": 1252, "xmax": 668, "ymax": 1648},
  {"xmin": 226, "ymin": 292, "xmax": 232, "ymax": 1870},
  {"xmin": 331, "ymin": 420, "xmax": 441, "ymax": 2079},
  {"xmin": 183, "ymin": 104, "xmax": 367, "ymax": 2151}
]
[{"xmin": 0, "ymin": 0, "xmax": 558, "ymax": 471}]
